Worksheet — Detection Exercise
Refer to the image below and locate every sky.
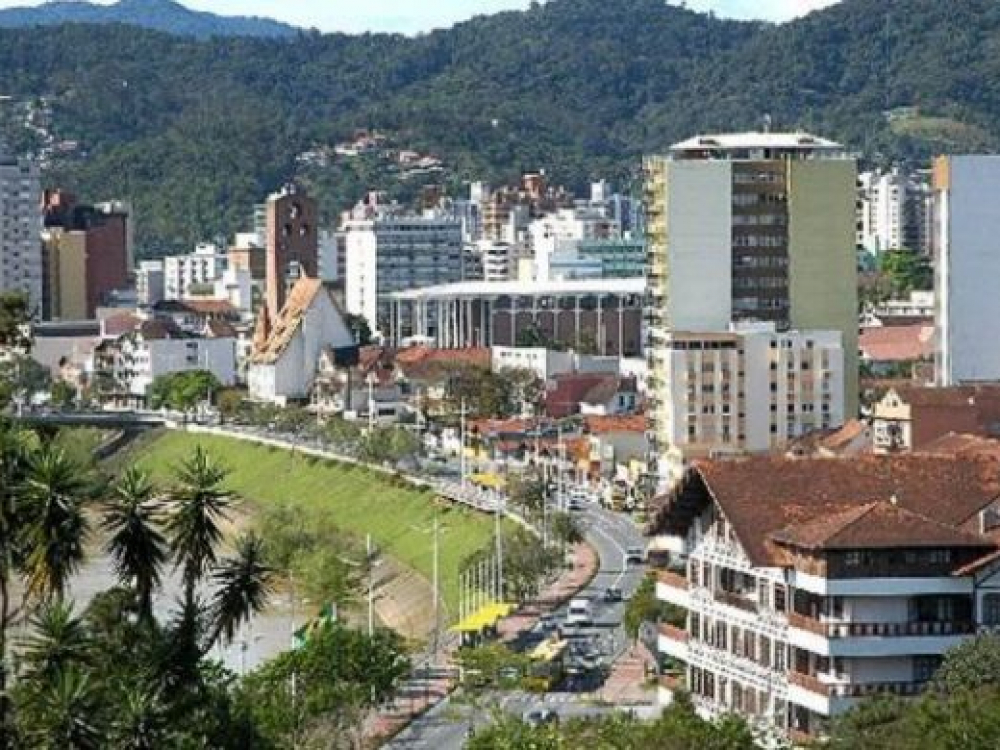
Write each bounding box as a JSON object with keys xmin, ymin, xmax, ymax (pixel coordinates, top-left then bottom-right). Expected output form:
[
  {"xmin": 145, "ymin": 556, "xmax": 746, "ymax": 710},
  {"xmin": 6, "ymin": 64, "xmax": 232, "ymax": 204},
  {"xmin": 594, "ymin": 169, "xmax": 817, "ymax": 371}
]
[{"xmin": 0, "ymin": 0, "xmax": 841, "ymax": 34}]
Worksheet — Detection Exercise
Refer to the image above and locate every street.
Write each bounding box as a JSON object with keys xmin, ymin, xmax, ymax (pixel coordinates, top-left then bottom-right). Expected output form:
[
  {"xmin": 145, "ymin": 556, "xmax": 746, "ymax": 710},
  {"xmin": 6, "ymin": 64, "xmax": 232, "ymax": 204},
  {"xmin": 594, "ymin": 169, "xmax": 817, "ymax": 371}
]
[{"xmin": 386, "ymin": 500, "xmax": 648, "ymax": 749}]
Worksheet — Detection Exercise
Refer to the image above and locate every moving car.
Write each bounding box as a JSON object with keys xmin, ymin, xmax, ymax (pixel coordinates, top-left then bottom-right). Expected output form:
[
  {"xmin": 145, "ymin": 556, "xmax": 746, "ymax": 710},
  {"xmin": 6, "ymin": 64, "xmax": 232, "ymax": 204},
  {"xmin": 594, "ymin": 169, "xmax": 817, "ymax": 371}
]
[
  {"xmin": 566, "ymin": 597, "xmax": 593, "ymax": 627},
  {"xmin": 624, "ymin": 546, "xmax": 645, "ymax": 565},
  {"xmin": 603, "ymin": 586, "xmax": 623, "ymax": 602}
]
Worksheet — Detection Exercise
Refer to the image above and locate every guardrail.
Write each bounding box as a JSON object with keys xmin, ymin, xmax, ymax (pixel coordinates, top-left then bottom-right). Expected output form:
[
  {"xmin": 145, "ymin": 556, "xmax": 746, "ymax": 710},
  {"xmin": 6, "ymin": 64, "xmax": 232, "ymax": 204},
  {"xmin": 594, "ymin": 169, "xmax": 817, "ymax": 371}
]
[
  {"xmin": 179, "ymin": 424, "xmax": 538, "ymax": 532},
  {"xmin": 787, "ymin": 612, "xmax": 975, "ymax": 638}
]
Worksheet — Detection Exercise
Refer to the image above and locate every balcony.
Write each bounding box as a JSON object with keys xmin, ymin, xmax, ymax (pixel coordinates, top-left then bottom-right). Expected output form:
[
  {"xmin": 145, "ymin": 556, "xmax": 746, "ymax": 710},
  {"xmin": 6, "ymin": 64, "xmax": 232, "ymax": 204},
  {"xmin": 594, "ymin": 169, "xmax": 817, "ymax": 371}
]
[
  {"xmin": 713, "ymin": 589, "xmax": 759, "ymax": 614},
  {"xmin": 658, "ymin": 623, "xmax": 689, "ymax": 661},
  {"xmin": 788, "ymin": 612, "xmax": 976, "ymax": 638},
  {"xmin": 788, "ymin": 671, "xmax": 928, "ymax": 699},
  {"xmin": 660, "ymin": 623, "xmax": 688, "ymax": 643},
  {"xmin": 658, "ymin": 569, "xmax": 689, "ymax": 591}
]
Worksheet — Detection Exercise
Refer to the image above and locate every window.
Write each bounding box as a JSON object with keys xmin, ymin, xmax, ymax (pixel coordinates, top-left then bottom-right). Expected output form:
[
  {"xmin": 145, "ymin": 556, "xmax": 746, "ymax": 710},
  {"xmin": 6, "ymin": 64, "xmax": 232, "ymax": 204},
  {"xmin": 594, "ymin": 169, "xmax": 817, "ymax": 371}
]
[
  {"xmin": 774, "ymin": 585, "xmax": 787, "ymax": 613},
  {"xmin": 914, "ymin": 656, "xmax": 942, "ymax": 683},
  {"xmin": 983, "ymin": 594, "xmax": 1000, "ymax": 627},
  {"xmin": 845, "ymin": 551, "xmax": 863, "ymax": 567}
]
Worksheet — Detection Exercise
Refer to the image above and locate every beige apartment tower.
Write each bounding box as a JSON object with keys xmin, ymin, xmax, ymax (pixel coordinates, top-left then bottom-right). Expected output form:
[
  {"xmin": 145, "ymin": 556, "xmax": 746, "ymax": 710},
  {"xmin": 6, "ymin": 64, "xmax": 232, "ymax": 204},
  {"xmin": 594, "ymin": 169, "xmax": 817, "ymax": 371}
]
[{"xmin": 645, "ymin": 133, "xmax": 858, "ymax": 483}]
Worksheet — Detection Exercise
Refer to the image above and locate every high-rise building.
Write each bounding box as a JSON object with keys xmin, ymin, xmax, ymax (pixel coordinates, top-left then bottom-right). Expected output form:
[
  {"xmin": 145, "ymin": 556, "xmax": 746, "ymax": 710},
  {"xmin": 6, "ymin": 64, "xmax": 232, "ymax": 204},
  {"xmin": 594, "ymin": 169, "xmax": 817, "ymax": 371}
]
[
  {"xmin": 645, "ymin": 132, "xmax": 858, "ymax": 484},
  {"xmin": 857, "ymin": 167, "xmax": 932, "ymax": 256},
  {"xmin": 265, "ymin": 184, "xmax": 318, "ymax": 319},
  {"xmin": 344, "ymin": 212, "xmax": 463, "ymax": 334},
  {"xmin": 933, "ymin": 155, "xmax": 1000, "ymax": 386},
  {"xmin": 41, "ymin": 190, "xmax": 130, "ymax": 319},
  {"xmin": 0, "ymin": 149, "xmax": 42, "ymax": 313},
  {"xmin": 163, "ymin": 243, "xmax": 227, "ymax": 301}
]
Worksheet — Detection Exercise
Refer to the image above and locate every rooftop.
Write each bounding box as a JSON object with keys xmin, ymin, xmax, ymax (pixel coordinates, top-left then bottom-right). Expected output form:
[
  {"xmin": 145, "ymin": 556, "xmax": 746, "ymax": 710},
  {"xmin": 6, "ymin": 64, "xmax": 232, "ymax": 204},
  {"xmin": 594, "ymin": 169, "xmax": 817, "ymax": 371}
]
[
  {"xmin": 669, "ymin": 131, "xmax": 843, "ymax": 154},
  {"xmin": 650, "ymin": 454, "xmax": 1000, "ymax": 566},
  {"xmin": 390, "ymin": 277, "xmax": 645, "ymax": 301}
]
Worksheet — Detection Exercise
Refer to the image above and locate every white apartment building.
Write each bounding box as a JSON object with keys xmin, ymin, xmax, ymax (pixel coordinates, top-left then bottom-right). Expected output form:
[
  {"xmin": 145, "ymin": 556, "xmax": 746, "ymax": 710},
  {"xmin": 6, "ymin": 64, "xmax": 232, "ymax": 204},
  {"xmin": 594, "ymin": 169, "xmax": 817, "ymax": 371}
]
[
  {"xmin": 163, "ymin": 242, "xmax": 227, "ymax": 301},
  {"xmin": 95, "ymin": 317, "xmax": 237, "ymax": 399},
  {"xmin": 136, "ymin": 260, "xmax": 165, "ymax": 307},
  {"xmin": 344, "ymin": 213, "xmax": 463, "ymax": 334},
  {"xmin": 652, "ymin": 454, "xmax": 1000, "ymax": 742},
  {"xmin": 649, "ymin": 323, "xmax": 844, "ymax": 486},
  {"xmin": 857, "ymin": 168, "xmax": 931, "ymax": 256},
  {"xmin": 0, "ymin": 150, "xmax": 42, "ymax": 312},
  {"xmin": 933, "ymin": 155, "xmax": 1000, "ymax": 386},
  {"xmin": 529, "ymin": 207, "xmax": 619, "ymax": 282}
]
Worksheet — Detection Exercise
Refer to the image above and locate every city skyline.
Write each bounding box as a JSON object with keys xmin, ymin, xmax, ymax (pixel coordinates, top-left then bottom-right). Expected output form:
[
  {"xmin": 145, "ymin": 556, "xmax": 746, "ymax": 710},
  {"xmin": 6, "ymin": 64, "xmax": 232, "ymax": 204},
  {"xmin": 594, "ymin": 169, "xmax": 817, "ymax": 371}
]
[{"xmin": 0, "ymin": 0, "xmax": 840, "ymax": 33}]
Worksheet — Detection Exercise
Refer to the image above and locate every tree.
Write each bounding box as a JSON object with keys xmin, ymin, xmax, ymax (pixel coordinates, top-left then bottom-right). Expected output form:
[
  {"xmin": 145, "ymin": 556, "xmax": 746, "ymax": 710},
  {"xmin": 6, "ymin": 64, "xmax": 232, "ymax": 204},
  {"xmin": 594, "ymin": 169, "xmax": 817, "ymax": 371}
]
[
  {"xmin": 0, "ymin": 292, "xmax": 31, "ymax": 353},
  {"xmin": 358, "ymin": 426, "xmax": 421, "ymax": 465},
  {"xmin": 880, "ymin": 248, "xmax": 932, "ymax": 296},
  {"xmin": 550, "ymin": 512, "xmax": 583, "ymax": 548},
  {"xmin": 236, "ymin": 623, "xmax": 409, "ymax": 747},
  {"xmin": 148, "ymin": 370, "xmax": 220, "ymax": 411},
  {"xmin": 931, "ymin": 632, "xmax": 1000, "ymax": 694},
  {"xmin": 50, "ymin": 381, "xmax": 77, "ymax": 411},
  {"xmin": 101, "ymin": 468, "xmax": 169, "ymax": 624},
  {"xmin": 345, "ymin": 313, "xmax": 372, "ymax": 347},
  {"xmin": 20, "ymin": 447, "xmax": 90, "ymax": 601},
  {"xmin": 165, "ymin": 446, "xmax": 232, "ymax": 604},
  {"xmin": 622, "ymin": 571, "xmax": 681, "ymax": 641},
  {"xmin": 18, "ymin": 602, "xmax": 92, "ymax": 683}
]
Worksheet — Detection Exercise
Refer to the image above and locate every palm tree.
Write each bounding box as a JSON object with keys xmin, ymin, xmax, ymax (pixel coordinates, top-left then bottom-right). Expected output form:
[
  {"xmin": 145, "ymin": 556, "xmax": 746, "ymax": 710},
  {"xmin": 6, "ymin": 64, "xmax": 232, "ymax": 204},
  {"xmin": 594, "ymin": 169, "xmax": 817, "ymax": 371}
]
[
  {"xmin": 207, "ymin": 533, "xmax": 274, "ymax": 648},
  {"xmin": 164, "ymin": 447, "xmax": 231, "ymax": 605},
  {"xmin": 0, "ymin": 419, "xmax": 34, "ymax": 747},
  {"xmin": 19, "ymin": 602, "xmax": 90, "ymax": 682},
  {"xmin": 21, "ymin": 667, "xmax": 103, "ymax": 750},
  {"xmin": 19, "ymin": 447, "xmax": 89, "ymax": 603},
  {"xmin": 110, "ymin": 683, "xmax": 170, "ymax": 750},
  {"xmin": 102, "ymin": 468, "xmax": 168, "ymax": 623}
]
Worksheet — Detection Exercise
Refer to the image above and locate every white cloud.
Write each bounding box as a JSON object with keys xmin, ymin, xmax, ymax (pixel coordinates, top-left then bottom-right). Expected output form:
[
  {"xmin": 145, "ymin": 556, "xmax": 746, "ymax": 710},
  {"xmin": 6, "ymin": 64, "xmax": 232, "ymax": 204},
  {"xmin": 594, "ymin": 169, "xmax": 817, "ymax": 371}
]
[{"xmin": 678, "ymin": 0, "xmax": 839, "ymax": 22}]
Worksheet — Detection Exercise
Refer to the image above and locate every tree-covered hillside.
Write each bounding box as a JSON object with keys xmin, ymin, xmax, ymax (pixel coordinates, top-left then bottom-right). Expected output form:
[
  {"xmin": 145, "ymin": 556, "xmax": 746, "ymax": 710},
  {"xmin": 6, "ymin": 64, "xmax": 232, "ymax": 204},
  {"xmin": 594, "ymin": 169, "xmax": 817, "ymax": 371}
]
[{"xmin": 0, "ymin": 0, "xmax": 997, "ymax": 254}]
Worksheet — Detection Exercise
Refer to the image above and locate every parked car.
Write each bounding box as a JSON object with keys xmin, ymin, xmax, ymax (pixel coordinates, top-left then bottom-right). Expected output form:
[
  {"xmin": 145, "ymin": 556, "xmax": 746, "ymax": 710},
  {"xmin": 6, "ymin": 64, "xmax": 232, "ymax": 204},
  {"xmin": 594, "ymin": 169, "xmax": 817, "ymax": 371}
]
[
  {"xmin": 523, "ymin": 708, "xmax": 559, "ymax": 726},
  {"xmin": 624, "ymin": 546, "xmax": 645, "ymax": 565},
  {"xmin": 603, "ymin": 586, "xmax": 623, "ymax": 602}
]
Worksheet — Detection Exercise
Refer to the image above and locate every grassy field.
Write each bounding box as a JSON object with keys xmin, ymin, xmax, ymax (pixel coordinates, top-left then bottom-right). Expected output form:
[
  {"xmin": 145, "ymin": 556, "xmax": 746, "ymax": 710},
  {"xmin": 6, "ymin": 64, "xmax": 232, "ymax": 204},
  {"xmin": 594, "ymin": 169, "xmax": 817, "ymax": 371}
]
[{"xmin": 129, "ymin": 431, "xmax": 502, "ymax": 617}]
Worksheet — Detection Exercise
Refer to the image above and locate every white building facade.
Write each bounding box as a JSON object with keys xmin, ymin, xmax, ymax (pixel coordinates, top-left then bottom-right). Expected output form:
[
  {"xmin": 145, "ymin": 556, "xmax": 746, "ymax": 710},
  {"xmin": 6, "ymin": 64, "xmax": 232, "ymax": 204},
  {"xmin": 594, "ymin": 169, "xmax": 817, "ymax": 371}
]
[
  {"xmin": 248, "ymin": 277, "xmax": 357, "ymax": 404},
  {"xmin": 163, "ymin": 243, "xmax": 227, "ymax": 301},
  {"xmin": 0, "ymin": 151, "xmax": 42, "ymax": 312},
  {"xmin": 344, "ymin": 213, "xmax": 463, "ymax": 335},
  {"xmin": 653, "ymin": 456, "xmax": 1000, "ymax": 741},
  {"xmin": 933, "ymin": 155, "xmax": 1000, "ymax": 386},
  {"xmin": 649, "ymin": 324, "xmax": 844, "ymax": 485}
]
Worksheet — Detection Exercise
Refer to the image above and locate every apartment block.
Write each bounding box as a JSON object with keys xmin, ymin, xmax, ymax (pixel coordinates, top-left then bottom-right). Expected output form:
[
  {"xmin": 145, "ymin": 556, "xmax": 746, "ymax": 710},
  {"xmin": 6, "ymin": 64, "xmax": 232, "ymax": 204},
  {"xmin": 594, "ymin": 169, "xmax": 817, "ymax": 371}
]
[
  {"xmin": 649, "ymin": 324, "xmax": 844, "ymax": 484},
  {"xmin": 164, "ymin": 243, "xmax": 227, "ymax": 301},
  {"xmin": 933, "ymin": 155, "xmax": 1000, "ymax": 385},
  {"xmin": 0, "ymin": 150, "xmax": 42, "ymax": 312},
  {"xmin": 645, "ymin": 132, "xmax": 858, "ymax": 486},
  {"xmin": 344, "ymin": 212, "xmax": 463, "ymax": 334},
  {"xmin": 41, "ymin": 190, "xmax": 130, "ymax": 319},
  {"xmin": 651, "ymin": 455, "xmax": 1000, "ymax": 741}
]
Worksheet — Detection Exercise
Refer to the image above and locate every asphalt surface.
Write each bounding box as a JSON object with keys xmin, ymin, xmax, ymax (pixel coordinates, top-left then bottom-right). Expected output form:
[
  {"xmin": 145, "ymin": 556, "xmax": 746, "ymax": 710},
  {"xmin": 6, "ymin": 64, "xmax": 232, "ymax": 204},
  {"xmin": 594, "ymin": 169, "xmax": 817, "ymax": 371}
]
[{"xmin": 386, "ymin": 499, "xmax": 647, "ymax": 749}]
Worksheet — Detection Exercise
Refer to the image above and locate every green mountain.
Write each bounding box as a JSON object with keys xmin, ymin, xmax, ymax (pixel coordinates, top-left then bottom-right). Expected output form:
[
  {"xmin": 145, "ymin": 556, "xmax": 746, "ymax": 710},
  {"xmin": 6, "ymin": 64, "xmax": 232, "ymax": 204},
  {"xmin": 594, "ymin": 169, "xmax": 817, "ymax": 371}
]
[
  {"xmin": 0, "ymin": 0, "xmax": 297, "ymax": 39},
  {"xmin": 0, "ymin": 0, "xmax": 997, "ymax": 255}
]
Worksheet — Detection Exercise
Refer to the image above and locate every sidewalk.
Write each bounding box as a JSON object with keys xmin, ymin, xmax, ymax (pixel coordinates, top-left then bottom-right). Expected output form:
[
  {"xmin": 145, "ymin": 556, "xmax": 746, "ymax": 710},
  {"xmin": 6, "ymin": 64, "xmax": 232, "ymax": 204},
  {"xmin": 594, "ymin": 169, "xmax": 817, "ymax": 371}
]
[
  {"xmin": 365, "ymin": 541, "xmax": 599, "ymax": 746},
  {"xmin": 498, "ymin": 542, "xmax": 600, "ymax": 642},
  {"xmin": 600, "ymin": 641, "xmax": 657, "ymax": 706}
]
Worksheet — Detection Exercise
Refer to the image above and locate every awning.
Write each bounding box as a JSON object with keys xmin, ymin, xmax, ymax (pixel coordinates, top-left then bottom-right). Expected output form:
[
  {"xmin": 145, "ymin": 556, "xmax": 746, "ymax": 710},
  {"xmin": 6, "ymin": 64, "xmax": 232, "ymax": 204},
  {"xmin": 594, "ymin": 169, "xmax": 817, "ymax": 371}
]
[
  {"xmin": 530, "ymin": 638, "xmax": 568, "ymax": 662},
  {"xmin": 470, "ymin": 472, "xmax": 506, "ymax": 490},
  {"xmin": 450, "ymin": 601, "xmax": 515, "ymax": 633}
]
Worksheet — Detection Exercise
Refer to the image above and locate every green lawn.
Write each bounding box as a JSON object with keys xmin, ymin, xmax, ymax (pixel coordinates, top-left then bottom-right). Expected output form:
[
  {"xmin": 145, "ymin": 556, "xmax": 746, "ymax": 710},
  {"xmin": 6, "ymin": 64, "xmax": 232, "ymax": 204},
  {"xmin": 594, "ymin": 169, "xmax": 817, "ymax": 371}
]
[{"xmin": 131, "ymin": 431, "xmax": 501, "ymax": 617}]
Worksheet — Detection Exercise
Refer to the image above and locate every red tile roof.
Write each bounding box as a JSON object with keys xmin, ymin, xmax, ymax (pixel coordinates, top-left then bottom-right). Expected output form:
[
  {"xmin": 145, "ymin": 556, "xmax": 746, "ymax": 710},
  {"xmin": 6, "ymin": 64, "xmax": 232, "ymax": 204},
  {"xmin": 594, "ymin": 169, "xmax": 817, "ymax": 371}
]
[
  {"xmin": 652, "ymin": 455, "xmax": 1000, "ymax": 566},
  {"xmin": 860, "ymin": 324, "xmax": 933, "ymax": 362},
  {"xmin": 919, "ymin": 433, "xmax": 1000, "ymax": 460},
  {"xmin": 583, "ymin": 415, "xmax": 647, "ymax": 435},
  {"xmin": 770, "ymin": 502, "xmax": 989, "ymax": 551}
]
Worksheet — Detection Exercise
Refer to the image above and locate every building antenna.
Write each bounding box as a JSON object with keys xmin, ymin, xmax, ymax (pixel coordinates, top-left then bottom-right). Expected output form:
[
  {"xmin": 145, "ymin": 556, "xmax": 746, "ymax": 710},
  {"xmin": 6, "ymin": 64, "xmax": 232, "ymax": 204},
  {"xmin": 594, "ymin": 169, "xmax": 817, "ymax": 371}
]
[{"xmin": 762, "ymin": 113, "xmax": 772, "ymax": 134}]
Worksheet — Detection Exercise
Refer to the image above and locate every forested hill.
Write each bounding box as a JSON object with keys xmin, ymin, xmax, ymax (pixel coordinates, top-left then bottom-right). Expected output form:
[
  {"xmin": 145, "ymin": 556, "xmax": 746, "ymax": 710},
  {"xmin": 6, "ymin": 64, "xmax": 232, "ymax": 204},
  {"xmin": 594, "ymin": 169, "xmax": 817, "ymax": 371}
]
[
  {"xmin": 0, "ymin": 0, "xmax": 297, "ymax": 38},
  {"xmin": 0, "ymin": 0, "xmax": 998, "ymax": 254}
]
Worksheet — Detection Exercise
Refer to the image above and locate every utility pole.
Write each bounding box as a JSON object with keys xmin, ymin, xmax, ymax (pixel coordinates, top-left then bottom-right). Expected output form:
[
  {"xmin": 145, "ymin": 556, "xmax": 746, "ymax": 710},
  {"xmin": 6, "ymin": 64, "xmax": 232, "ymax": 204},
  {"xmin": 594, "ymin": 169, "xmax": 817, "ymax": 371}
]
[
  {"xmin": 495, "ymin": 491, "xmax": 504, "ymax": 602},
  {"xmin": 432, "ymin": 515, "xmax": 440, "ymax": 657},
  {"xmin": 366, "ymin": 533, "xmax": 374, "ymax": 637},
  {"xmin": 459, "ymin": 398, "xmax": 468, "ymax": 489},
  {"xmin": 367, "ymin": 373, "xmax": 376, "ymax": 432}
]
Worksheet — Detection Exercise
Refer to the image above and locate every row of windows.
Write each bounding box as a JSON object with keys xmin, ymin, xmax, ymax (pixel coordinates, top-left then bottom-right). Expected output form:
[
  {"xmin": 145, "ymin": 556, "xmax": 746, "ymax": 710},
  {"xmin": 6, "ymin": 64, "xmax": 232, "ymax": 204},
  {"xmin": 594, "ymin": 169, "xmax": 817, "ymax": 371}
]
[
  {"xmin": 732, "ymin": 213, "xmax": 787, "ymax": 227},
  {"xmin": 733, "ymin": 234, "xmax": 786, "ymax": 249}
]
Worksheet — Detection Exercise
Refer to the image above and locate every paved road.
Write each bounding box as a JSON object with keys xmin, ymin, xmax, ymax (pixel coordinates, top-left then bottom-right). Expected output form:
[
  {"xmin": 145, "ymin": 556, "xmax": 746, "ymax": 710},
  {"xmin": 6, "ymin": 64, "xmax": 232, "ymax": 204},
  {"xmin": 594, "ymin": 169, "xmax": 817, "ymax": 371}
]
[{"xmin": 387, "ymin": 501, "xmax": 647, "ymax": 749}]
